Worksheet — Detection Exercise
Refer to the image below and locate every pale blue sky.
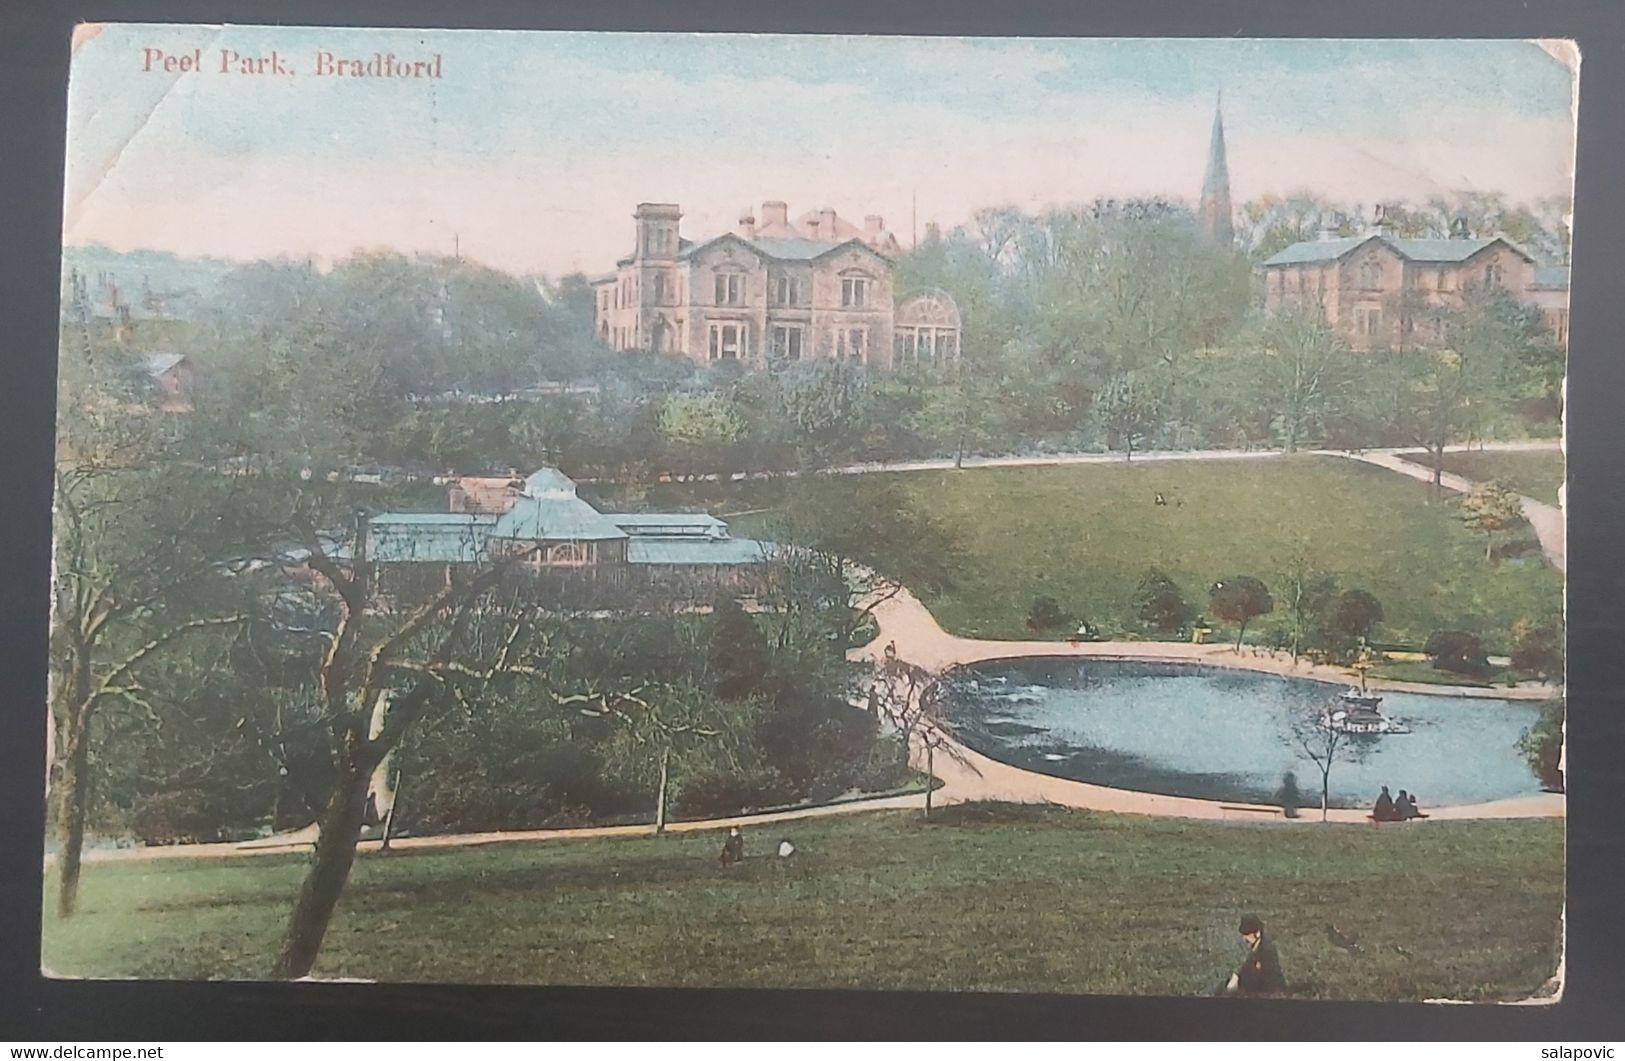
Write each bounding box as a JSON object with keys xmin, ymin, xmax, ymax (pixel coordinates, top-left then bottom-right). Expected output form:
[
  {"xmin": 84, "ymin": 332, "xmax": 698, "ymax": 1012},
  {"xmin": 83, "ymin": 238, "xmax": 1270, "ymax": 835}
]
[{"xmin": 65, "ymin": 26, "xmax": 1577, "ymax": 275}]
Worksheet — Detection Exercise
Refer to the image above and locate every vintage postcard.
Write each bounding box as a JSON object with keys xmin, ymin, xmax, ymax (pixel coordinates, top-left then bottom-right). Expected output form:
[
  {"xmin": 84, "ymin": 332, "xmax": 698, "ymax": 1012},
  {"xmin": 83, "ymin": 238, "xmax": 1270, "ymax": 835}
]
[{"xmin": 45, "ymin": 26, "xmax": 1572, "ymax": 1000}]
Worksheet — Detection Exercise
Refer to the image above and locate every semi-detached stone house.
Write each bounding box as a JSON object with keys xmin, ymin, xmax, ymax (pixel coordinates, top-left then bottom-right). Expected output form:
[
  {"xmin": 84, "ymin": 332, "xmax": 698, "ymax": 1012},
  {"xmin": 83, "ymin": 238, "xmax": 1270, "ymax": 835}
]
[
  {"xmin": 1262, "ymin": 230, "xmax": 1571, "ymax": 352},
  {"xmin": 593, "ymin": 201, "xmax": 960, "ymax": 370}
]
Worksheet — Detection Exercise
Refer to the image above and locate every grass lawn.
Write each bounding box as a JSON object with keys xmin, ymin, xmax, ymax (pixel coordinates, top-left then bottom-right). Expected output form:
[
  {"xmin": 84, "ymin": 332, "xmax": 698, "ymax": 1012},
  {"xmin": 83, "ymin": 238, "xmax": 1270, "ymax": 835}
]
[
  {"xmin": 660, "ymin": 455, "xmax": 1562, "ymax": 649},
  {"xmin": 1405, "ymin": 450, "xmax": 1565, "ymax": 504},
  {"xmin": 40, "ymin": 806, "xmax": 1562, "ymax": 1000}
]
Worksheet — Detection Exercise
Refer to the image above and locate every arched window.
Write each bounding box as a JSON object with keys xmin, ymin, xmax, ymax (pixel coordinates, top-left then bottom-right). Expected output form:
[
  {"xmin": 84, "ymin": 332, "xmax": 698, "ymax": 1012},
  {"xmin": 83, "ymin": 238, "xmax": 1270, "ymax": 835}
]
[
  {"xmin": 895, "ymin": 290, "xmax": 962, "ymax": 366},
  {"xmin": 1358, "ymin": 260, "xmax": 1381, "ymax": 289}
]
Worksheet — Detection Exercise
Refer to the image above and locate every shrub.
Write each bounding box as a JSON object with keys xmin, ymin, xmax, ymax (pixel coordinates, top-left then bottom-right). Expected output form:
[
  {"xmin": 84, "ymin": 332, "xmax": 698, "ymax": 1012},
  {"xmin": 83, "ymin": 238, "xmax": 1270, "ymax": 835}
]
[
  {"xmin": 1517, "ymin": 699, "xmax": 1565, "ymax": 792},
  {"xmin": 1027, "ymin": 595, "xmax": 1071, "ymax": 631},
  {"xmin": 1134, "ymin": 568, "xmax": 1194, "ymax": 634},
  {"xmin": 1423, "ymin": 629, "xmax": 1490, "ymax": 676},
  {"xmin": 130, "ymin": 790, "xmax": 229, "ymax": 846},
  {"xmin": 675, "ymin": 764, "xmax": 790, "ymax": 818},
  {"xmin": 1510, "ymin": 619, "xmax": 1564, "ymax": 681}
]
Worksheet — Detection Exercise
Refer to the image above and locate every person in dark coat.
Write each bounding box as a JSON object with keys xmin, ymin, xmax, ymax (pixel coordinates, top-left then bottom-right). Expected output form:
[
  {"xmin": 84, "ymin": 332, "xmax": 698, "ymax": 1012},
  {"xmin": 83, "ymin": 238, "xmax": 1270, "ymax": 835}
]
[
  {"xmin": 1406, "ymin": 792, "xmax": 1427, "ymax": 819},
  {"xmin": 1224, "ymin": 914, "xmax": 1286, "ymax": 996},
  {"xmin": 1373, "ymin": 785, "xmax": 1396, "ymax": 821},
  {"xmin": 719, "ymin": 826, "xmax": 744, "ymax": 867},
  {"xmin": 1395, "ymin": 789, "xmax": 1413, "ymax": 820}
]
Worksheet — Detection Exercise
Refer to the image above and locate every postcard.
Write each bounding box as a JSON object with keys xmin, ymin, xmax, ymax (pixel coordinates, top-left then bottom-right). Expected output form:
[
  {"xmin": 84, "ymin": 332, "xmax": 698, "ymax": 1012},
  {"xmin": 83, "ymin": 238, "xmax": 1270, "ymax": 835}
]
[{"xmin": 45, "ymin": 25, "xmax": 1572, "ymax": 1000}]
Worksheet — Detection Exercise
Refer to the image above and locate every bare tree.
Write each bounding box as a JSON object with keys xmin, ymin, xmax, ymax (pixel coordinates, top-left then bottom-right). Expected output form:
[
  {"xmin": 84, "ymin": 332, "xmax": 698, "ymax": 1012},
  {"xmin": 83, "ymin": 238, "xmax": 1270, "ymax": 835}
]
[
  {"xmin": 866, "ymin": 659, "xmax": 978, "ymax": 818},
  {"xmin": 48, "ymin": 459, "xmax": 277, "ymax": 917},
  {"xmin": 590, "ymin": 682, "xmax": 724, "ymax": 835},
  {"xmin": 1287, "ymin": 704, "xmax": 1355, "ymax": 823},
  {"xmin": 268, "ymin": 523, "xmax": 618, "ymax": 980}
]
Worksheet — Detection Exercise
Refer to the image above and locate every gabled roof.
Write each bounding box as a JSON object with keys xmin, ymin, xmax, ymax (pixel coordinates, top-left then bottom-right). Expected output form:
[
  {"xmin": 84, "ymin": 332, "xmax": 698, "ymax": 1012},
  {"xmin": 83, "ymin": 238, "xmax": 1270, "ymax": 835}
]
[
  {"xmin": 1262, "ymin": 235, "xmax": 1536, "ymax": 268},
  {"xmin": 679, "ymin": 231, "xmax": 890, "ymax": 266},
  {"xmin": 1388, "ymin": 237, "xmax": 1530, "ymax": 263},
  {"xmin": 1260, "ymin": 236, "xmax": 1379, "ymax": 266}
]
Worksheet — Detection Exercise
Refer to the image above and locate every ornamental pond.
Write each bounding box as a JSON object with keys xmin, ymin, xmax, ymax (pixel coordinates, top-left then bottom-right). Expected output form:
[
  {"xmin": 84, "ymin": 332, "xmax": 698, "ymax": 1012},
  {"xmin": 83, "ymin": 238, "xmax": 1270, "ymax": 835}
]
[{"xmin": 940, "ymin": 659, "xmax": 1548, "ymax": 809}]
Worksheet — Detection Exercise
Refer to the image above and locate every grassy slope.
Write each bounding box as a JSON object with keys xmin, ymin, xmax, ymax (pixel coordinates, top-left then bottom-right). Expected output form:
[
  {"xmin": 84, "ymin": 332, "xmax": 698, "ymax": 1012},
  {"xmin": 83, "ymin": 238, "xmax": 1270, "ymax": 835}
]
[
  {"xmin": 41, "ymin": 807, "xmax": 1562, "ymax": 1000},
  {"xmin": 1414, "ymin": 450, "xmax": 1566, "ymax": 504},
  {"xmin": 709, "ymin": 456, "xmax": 1562, "ymax": 648}
]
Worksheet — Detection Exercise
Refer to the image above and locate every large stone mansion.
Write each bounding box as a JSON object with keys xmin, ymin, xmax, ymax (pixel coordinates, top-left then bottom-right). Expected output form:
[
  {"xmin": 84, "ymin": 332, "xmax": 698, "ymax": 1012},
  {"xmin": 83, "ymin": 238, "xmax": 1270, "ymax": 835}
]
[
  {"xmin": 592, "ymin": 201, "xmax": 962, "ymax": 370},
  {"xmin": 1261, "ymin": 225, "xmax": 1570, "ymax": 351}
]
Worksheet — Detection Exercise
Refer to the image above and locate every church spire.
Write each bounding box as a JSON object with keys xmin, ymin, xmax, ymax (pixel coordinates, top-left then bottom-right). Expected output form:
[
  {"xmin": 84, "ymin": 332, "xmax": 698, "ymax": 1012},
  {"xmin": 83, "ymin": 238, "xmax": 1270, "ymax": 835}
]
[{"xmin": 1198, "ymin": 92, "xmax": 1234, "ymax": 247}]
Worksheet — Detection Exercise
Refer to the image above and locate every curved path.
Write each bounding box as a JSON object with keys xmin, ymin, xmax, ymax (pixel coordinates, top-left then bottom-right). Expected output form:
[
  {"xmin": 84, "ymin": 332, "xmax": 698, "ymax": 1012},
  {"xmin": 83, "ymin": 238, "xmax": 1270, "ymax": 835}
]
[
  {"xmin": 846, "ymin": 584, "xmax": 1563, "ymax": 822},
  {"xmin": 1333, "ymin": 449, "xmax": 1564, "ymax": 573},
  {"xmin": 849, "ymin": 583, "xmax": 1556, "ymax": 701},
  {"xmin": 67, "ymin": 442, "xmax": 1563, "ymax": 864},
  {"xmin": 69, "ymin": 790, "xmax": 932, "ymax": 864}
]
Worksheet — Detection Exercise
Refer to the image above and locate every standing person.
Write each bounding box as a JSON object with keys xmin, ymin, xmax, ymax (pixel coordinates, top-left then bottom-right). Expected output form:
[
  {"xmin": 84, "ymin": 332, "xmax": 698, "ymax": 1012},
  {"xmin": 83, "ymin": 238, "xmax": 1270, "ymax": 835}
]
[
  {"xmin": 719, "ymin": 826, "xmax": 744, "ymax": 867},
  {"xmin": 1373, "ymin": 785, "xmax": 1395, "ymax": 822},
  {"xmin": 1222, "ymin": 915, "xmax": 1286, "ymax": 997}
]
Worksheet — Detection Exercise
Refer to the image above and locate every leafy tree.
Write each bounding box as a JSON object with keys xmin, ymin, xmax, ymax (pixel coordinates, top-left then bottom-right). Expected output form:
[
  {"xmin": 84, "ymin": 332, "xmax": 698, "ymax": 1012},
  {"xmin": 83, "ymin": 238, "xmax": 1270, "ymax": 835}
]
[
  {"xmin": 773, "ymin": 477, "xmax": 961, "ymax": 646},
  {"xmin": 658, "ymin": 392, "xmax": 746, "ymax": 479},
  {"xmin": 1253, "ymin": 308, "xmax": 1354, "ymax": 452},
  {"xmin": 590, "ymin": 682, "xmax": 726, "ymax": 835},
  {"xmin": 1278, "ymin": 550, "xmax": 1337, "ymax": 662},
  {"xmin": 1321, "ymin": 589, "xmax": 1384, "ymax": 653},
  {"xmin": 1424, "ymin": 629, "xmax": 1489, "ymax": 676},
  {"xmin": 1096, "ymin": 373, "xmax": 1165, "ymax": 460},
  {"xmin": 917, "ymin": 359, "xmax": 1000, "ymax": 468},
  {"xmin": 49, "ymin": 363, "xmax": 292, "ymax": 915},
  {"xmin": 1133, "ymin": 568, "xmax": 1194, "ymax": 635},
  {"xmin": 1368, "ymin": 289, "xmax": 1546, "ymax": 498},
  {"xmin": 708, "ymin": 596, "xmax": 772, "ymax": 701},
  {"xmin": 1460, "ymin": 481, "xmax": 1526, "ymax": 562},
  {"xmin": 1517, "ymin": 698, "xmax": 1565, "ymax": 792},
  {"xmin": 1209, "ymin": 576, "xmax": 1274, "ymax": 651}
]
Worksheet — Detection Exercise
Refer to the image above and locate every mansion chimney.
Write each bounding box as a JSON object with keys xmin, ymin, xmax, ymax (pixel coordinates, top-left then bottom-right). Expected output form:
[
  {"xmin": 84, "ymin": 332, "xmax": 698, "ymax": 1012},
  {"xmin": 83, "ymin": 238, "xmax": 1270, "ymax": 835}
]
[
  {"xmin": 761, "ymin": 200, "xmax": 789, "ymax": 229},
  {"xmin": 817, "ymin": 206, "xmax": 837, "ymax": 239},
  {"xmin": 737, "ymin": 208, "xmax": 757, "ymax": 240},
  {"xmin": 864, "ymin": 214, "xmax": 884, "ymax": 240}
]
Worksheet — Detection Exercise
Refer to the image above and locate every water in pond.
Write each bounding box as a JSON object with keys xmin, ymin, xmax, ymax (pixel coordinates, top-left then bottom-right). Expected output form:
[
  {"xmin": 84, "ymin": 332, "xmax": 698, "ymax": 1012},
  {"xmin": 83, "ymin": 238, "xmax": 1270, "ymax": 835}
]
[{"xmin": 941, "ymin": 659, "xmax": 1547, "ymax": 809}]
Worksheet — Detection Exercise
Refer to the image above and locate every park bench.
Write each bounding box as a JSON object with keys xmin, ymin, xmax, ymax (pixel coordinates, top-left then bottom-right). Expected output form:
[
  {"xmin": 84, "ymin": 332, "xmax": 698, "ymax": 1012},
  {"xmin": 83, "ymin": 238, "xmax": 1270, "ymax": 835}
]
[{"xmin": 1219, "ymin": 804, "xmax": 1281, "ymax": 820}]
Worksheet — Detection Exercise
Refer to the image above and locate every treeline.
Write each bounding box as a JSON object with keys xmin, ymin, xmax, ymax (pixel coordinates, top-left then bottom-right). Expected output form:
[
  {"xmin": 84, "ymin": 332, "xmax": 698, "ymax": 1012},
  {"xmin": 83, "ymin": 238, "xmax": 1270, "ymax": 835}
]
[{"xmin": 75, "ymin": 191, "xmax": 1564, "ymax": 486}]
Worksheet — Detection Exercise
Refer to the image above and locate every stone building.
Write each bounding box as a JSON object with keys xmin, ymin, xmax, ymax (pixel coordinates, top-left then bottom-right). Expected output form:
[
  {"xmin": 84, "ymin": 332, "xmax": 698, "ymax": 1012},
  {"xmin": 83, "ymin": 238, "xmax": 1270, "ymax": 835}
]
[
  {"xmin": 1261, "ymin": 226, "xmax": 1570, "ymax": 351},
  {"xmin": 592, "ymin": 200, "xmax": 958, "ymax": 369}
]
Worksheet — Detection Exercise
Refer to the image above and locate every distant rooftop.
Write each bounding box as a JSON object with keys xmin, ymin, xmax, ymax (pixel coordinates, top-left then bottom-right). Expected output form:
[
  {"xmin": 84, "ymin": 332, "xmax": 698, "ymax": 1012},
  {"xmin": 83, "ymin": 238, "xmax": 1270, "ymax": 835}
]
[{"xmin": 1262, "ymin": 234, "xmax": 1537, "ymax": 268}]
